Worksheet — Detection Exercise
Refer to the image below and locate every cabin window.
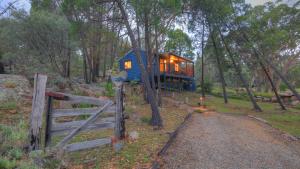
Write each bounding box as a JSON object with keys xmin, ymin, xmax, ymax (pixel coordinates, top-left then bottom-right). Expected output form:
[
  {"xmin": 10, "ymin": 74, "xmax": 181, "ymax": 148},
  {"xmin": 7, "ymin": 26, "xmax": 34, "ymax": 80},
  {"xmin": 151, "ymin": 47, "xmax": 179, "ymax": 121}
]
[
  {"xmin": 175, "ymin": 63, "xmax": 179, "ymax": 72},
  {"xmin": 124, "ymin": 60, "xmax": 132, "ymax": 70}
]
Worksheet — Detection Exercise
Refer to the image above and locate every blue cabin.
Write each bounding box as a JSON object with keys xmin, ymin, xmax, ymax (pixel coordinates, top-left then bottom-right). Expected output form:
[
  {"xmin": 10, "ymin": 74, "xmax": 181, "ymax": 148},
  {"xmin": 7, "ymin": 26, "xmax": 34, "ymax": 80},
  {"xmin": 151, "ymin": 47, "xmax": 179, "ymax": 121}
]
[{"xmin": 119, "ymin": 50, "xmax": 196, "ymax": 91}]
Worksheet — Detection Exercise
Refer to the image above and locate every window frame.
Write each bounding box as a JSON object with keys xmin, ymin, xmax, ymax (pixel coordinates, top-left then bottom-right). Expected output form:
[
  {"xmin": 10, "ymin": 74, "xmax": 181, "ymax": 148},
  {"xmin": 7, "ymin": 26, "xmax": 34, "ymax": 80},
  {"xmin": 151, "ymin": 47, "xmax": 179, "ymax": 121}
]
[{"xmin": 124, "ymin": 60, "xmax": 132, "ymax": 70}]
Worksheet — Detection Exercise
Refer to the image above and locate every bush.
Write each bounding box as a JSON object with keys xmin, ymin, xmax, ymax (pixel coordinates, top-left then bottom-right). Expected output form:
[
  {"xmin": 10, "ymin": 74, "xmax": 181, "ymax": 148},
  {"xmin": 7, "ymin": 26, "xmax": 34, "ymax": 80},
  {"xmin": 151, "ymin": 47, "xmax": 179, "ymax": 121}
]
[
  {"xmin": 0, "ymin": 158, "xmax": 16, "ymax": 169},
  {"xmin": 104, "ymin": 82, "xmax": 114, "ymax": 97},
  {"xmin": 197, "ymin": 81, "xmax": 213, "ymax": 94},
  {"xmin": 279, "ymin": 84, "xmax": 288, "ymax": 91},
  {"xmin": 8, "ymin": 148, "xmax": 23, "ymax": 160}
]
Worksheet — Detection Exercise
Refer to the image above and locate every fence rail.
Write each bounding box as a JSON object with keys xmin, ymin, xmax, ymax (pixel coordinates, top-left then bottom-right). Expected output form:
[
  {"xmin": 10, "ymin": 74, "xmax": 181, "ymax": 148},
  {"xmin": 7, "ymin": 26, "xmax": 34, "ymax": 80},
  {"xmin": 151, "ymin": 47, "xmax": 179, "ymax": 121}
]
[{"xmin": 29, "ymin": 74, "xmax": 125, "ymax": 152}]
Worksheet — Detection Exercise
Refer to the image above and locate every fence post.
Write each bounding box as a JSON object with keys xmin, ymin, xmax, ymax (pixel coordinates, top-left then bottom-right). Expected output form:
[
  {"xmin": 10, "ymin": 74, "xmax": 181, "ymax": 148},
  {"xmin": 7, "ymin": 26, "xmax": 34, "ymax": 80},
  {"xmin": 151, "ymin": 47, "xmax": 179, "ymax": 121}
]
[
  {"xmin": 115, "ymin": 83, "xmax": 125, "ymax": 140},
  {"xmin": 44, "ymin": 96, "xmax": 53, "ymax": 147},
  {"xmin": 29, "ymin": 73, "xmax": 47, "ymax": 151}
]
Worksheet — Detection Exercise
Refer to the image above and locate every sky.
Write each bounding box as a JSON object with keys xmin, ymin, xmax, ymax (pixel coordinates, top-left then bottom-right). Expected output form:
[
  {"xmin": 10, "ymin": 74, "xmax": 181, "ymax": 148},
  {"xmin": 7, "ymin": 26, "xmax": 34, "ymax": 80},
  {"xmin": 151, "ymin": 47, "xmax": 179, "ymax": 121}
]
[
  {"xmin": 1, "ymin": 0, "xmax": 297, "ymax": 13},
  {"xmin": 1, "ymin": 0, "xmax": 282, "ymax": 13},
  {"xmin": 0, "ymin": 0, "xmax": 30, "ymax": 12}
]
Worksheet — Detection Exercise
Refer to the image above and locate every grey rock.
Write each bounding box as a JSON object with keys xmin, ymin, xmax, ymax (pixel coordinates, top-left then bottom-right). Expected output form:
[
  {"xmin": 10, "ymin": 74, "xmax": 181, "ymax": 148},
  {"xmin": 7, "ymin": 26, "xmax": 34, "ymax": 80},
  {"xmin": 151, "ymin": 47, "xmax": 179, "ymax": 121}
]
[{"xmin": 0, "ymin": 74, "xmax": 31, "ymax": 102}]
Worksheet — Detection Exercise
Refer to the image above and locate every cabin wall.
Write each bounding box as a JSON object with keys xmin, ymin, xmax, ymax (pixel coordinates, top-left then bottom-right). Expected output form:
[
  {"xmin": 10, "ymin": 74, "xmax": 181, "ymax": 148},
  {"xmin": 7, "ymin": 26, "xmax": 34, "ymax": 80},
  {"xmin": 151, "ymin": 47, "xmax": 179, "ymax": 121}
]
[
  {"xmin": 119, "ymin": 51, "xmax": 196, "ymax": 91},
  {"xmin": 119, "ymin": 50, "xmax": 147, "ymax": 81}
]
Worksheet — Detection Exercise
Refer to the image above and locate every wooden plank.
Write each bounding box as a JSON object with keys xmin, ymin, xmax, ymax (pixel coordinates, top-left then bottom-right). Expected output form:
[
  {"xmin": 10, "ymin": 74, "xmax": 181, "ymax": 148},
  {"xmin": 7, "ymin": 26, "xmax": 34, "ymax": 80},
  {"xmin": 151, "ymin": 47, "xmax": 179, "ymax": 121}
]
[
  {"xmin": 66, "ymin": 93, "xmax": 110, "ymax": 106},
  {"xmin": 44, "ymin": 96, "xmax": 53, "ymax": 147},
  {"xmin": 56, "ymin": 101, "xmax": 113, "ymax": 148},
  {"xmin": 52, "ymin": 106, "xmax": 116, "ymax": 118},
  {"xmin": 51, "ymin": 122, "xmax": 115, "ymax": 136},
  {"xmin": 46, "ymin": 91, "xmax": 68, "ymax": 100},
  {"xmin": 64, "ymin": 138, "xmax": 111, "ymax": 152},
  {"xmin": 29, "ymin": 73, "xmax": 47, "ymax": 151},
  {"xmin": 52, "ymin": 117, "xmax": 115, "ymax": 131},
  {"xmin": 45, "ymin": 91, "xmax": 110, "ymax": 105}
]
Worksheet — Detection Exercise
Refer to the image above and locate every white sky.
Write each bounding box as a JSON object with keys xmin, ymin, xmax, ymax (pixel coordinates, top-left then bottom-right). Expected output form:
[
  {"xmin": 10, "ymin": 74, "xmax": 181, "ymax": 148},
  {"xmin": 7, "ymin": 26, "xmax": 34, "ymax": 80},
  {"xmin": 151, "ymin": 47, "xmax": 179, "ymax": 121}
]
[
  {"xmin": 1, "ymin": 0, "xmax": 292, "ymax": 13},
  {"xmin": 245, "ymin": 0, "xmax": 271, "ymax": 6}
]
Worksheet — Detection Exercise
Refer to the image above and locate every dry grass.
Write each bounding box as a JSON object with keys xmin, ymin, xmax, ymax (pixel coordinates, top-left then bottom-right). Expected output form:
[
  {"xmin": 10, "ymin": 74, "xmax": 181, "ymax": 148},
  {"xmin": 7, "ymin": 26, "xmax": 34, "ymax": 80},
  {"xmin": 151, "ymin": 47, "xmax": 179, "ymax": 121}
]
[{"xmin": 62, "ymin": 85, "xmax": 191, "ymax": 169}]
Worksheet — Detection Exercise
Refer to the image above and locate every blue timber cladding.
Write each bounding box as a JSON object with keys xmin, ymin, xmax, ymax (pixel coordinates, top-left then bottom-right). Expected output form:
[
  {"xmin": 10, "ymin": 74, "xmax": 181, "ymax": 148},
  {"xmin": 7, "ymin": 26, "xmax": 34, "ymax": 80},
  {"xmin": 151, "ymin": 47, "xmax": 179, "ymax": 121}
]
[
  {"xmin": 119, "ymin": 50, "xmax": 196, "ymax": 91},
  {"xmin": 119, "ymin": 50, "xmax": 147, "ymax": 81}
]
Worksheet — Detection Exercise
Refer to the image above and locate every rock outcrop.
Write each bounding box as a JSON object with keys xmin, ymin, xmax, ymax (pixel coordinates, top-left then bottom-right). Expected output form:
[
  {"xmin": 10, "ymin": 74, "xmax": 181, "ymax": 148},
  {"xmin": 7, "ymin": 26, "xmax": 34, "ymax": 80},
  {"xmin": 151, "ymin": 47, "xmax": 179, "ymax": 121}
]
[{"xmin": 0, "ymin": 74, "xmax": 31, "ymax": 102}]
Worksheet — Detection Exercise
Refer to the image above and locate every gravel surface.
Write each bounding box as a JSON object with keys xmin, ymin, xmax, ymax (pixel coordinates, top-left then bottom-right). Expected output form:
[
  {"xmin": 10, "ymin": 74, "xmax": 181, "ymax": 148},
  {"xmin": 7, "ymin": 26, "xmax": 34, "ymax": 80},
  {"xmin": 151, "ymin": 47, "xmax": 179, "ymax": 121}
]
[{"xmin": 162, "ymin": 111, "xmax": 300, "ymax": 169}]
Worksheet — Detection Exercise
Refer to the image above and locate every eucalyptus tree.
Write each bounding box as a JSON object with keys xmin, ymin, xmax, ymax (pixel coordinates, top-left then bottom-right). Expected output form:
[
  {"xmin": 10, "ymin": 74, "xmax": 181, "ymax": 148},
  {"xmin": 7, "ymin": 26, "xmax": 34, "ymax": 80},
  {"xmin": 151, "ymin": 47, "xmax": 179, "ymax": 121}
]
[
  {"xmin": 187, "ymin": 0, "xmax": 263, "ymax": 111},
  {"xmin": 0, "ymin": 0, "xmax": 17, "ymax": 16},
  {"xmin": 116, "ymin": 0, "xmax": 163, "ymax": 127},
  {"xmin": 62, "ymin": 0, "xmax": 125, "ymax": 83},
  {"xmin": 165, "ymin": 29, "xmax": 195, "ymax": 60},
  {"xmin": 230, "ymin": 1, "xmax": 300, "ymax": 102}
]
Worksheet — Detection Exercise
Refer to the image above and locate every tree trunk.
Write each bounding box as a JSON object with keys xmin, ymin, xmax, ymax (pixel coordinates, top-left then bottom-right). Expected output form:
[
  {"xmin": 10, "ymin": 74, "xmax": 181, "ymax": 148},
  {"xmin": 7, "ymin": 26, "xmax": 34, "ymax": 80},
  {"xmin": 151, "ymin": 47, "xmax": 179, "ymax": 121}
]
[
  {"xmin": 117, "ymin": 0, "xmax": 162, "ymax": 127},
  {"xmin": 241, "ymin": 33, "xmax": 300, "ymax": 101},
  {"xmin": 201, "ymin": 22, "xmax": 205, "ymax": 98},
  {"xmin": 0, "ymin": 62, "xmax": 5, "ymax": 74},
  {"xmin": 82, "ymin": 47, "xmax": 90, "ymax": 84},
  {"xmin": 210, "ymin": 30, "xmax": 228, "ymax": 104},
  {"xmin": 254, "ymin": 53, "xmax": 286, "ymax": 110},
  {"xmin": 155, "ymin": 26, "xmax": 162, "ymax": 106},
  {"xmin": 218, "ymin": 29, "xmax": 262, "ymax": 112}
]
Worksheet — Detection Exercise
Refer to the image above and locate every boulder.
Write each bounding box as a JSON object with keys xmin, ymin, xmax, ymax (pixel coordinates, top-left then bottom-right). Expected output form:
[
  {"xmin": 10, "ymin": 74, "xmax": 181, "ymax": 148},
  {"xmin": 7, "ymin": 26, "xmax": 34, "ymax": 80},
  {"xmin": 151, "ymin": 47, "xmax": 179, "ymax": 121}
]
[
  {"xmin": 291, "ymin": 100, "xmax": 299, "ymax": 106},
  {"xmin": 129, "ymin": 131, "xmax": 139, "ymax": 141},
  {"xmin": 0, "ymin": 74, "xmax": 31, "ymax": 102}
]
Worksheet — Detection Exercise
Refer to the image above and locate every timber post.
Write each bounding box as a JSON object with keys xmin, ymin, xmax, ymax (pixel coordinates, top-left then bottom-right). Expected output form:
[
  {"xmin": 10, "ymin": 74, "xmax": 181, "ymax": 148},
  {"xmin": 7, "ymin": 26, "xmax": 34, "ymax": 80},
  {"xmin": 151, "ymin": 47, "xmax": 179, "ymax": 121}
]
[
  {"xmin": 29, "ymin": 73, "xmax": 47, "ymax": 151},
  {"xmin": 115, "ymin": 83, "xmax": 125, "ymax": 140},
  {"xmin": 44, "ymin": 96, "xmax": 53, "ymax": 147}
]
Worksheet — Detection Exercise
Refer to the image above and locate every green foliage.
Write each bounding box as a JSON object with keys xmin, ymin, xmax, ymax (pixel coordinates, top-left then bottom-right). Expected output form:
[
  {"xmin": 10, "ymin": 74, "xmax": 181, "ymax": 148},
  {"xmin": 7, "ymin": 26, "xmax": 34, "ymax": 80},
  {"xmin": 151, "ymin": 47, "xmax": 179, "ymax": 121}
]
[
  {"xmin": 0, "ymin": 120, "xmax": 27, "ymax": 142},
  {"xmin": 104, "ymin": 82, "xmax": 114, "ymax": 97},
  {"xmin": 197, "ymin": 80, "xmax": 213, "ymax": 94},
  {"xmin": 0, "ymin": 158, "xmax": 16, "ymax": 169},
  {"xmin": 8, "ymin": 148, "xmax": 23, "ymax": 160},
  {"xmin": 279, "ymin": 84, "xmax": 288, "ymax": 91},
  {"xmin": 76, "ymin": 114, "xmax": 90, "ymax": 120},
  {"xmin": 73, "ymin": 103, "xmax": 94, "ymax": 108},
  {"xmin": 0, "ymin": 120, "xmax": 35, "ymax": 169},
  {"xmin": 165, "ymin": 29, "xmax": 195, "ymax": 59}
]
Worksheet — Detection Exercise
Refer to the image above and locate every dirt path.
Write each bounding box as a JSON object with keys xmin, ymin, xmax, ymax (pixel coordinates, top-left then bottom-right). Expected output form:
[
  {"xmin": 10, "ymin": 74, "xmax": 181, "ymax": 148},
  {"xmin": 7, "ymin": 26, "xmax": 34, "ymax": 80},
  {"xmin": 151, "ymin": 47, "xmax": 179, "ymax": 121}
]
[{"xmin": 162, "ymin": 111, "xmax": 300, "ymax": 169}]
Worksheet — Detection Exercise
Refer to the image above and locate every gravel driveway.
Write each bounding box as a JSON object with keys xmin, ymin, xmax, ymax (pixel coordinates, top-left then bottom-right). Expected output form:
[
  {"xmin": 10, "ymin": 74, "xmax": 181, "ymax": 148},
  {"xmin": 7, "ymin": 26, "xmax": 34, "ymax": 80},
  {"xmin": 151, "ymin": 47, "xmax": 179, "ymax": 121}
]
[{"xmin": 162, "ymin": 111, "xmax": 300, "ymax": 169}]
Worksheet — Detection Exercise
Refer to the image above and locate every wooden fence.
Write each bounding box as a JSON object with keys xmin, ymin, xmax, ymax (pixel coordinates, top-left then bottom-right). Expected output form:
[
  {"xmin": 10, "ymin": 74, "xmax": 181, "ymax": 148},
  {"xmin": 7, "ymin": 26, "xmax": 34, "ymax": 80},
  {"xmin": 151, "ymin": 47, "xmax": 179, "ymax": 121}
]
[{"xmin": 29, "ymin": 74, "xmax": 125, "ymax": 152}]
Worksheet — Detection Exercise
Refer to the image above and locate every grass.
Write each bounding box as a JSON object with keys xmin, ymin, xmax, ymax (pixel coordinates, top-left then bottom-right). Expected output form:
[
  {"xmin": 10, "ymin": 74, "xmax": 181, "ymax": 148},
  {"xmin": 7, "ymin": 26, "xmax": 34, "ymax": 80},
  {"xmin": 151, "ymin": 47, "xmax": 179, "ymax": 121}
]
[
  {"xmin": 0, "ymin": 101, "xmax": 17, "ymax": 110},
  {"xmin": 3, "ymin": 81, "xmax": 17, "ymax": 88},
  {"xmin": 207, "ymin": 96, "xmax": 300, "ymax": 136},
  {"xmin": 0, "ymin": 119, "xmax": 39, "ymax": 169},
  {"xmin": 172, "ymin": 90, "xmax": 300, "ymax": 137},
  {"xmin": 62, "ymin": 85, "xmax": 190, "ymax": 169}
]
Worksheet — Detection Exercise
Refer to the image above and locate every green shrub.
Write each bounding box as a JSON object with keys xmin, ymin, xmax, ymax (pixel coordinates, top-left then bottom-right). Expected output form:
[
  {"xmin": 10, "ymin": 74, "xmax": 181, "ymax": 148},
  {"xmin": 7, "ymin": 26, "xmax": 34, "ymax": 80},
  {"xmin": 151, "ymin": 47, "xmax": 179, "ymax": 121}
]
[
  {"xmin": 104, "ymin": 82, "xmax": 114, "ymax": 97},
  {"xmin": 279, "ymin": 84, "xmax": 288, "ymax": 91},
  {"xmin": 8, "ymin": 148, "xmax": 23, "ymax": 160},
  {"xmin": 0, "ymin": 120, "xmax": 27, "ymax": 150},
  {"xmin": 197, "ymin": 81, "xmax": 213, "ymax": 94},
  {"xmin": 0, "ymin": 158, "xmax": 16, "ymax": 169}
]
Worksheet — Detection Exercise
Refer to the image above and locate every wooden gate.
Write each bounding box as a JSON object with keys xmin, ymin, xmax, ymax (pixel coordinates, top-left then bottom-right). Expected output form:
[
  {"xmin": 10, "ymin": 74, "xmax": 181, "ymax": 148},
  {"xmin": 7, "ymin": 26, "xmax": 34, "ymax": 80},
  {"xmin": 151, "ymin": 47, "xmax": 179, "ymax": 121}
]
[{"xmin": 29, "ymin": 74, "xmax": 125, "ymax": 152}]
